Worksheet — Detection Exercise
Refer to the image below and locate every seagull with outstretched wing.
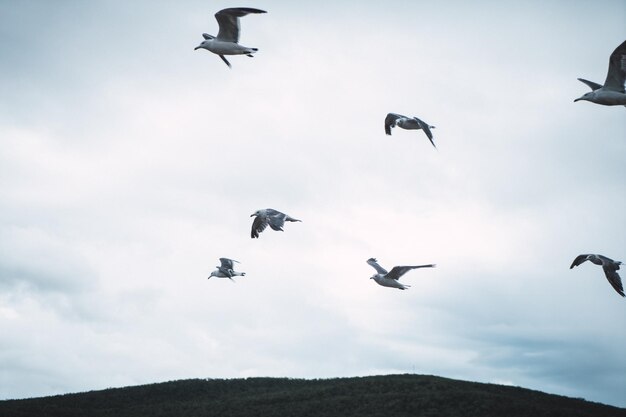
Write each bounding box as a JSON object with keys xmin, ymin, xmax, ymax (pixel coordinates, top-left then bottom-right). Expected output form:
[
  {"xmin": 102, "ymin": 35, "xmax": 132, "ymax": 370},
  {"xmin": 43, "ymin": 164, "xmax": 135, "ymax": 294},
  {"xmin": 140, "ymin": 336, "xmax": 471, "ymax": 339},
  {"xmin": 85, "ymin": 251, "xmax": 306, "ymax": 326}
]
[
  {"xmin": 367, "ymin": 257, "xmax": 435, "ymax": 290},
  {"xmin": 570, "ymin": 254, "xmax": 624, "ymax": 297},
  {"xmin": 208, "ymin": 257, "xmax": 246, "ymax": 282},
  {"xmin": 250, "ymin": 208, "xmax": 301, "ymax": 239},
  {"xmin": 194, "ymin": 7, "xmax": 267, "ymax": 68},
  {"xmin": 575, "ymin": 40, "xmax": 626, "ymax": 106},
  {"xmin": 384, "ymin": 113, "xmax": 436, "ymax": 148}
]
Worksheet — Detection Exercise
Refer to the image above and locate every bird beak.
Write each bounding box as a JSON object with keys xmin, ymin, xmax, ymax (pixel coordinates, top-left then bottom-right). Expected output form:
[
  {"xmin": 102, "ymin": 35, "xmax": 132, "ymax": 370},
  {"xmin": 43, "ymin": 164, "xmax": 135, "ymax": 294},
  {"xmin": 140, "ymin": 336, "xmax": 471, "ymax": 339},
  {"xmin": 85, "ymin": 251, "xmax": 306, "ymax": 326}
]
[
  {"xmin": 574, "ymin": 97, "xmax": 582, "ymax": 102},
  {"xmin": 250, "ymin": 214, "xmax": 255, "ymax": 217},
  {"xmin": 194, "ymin": 46, "xmax": 201, "ymax": 50}
]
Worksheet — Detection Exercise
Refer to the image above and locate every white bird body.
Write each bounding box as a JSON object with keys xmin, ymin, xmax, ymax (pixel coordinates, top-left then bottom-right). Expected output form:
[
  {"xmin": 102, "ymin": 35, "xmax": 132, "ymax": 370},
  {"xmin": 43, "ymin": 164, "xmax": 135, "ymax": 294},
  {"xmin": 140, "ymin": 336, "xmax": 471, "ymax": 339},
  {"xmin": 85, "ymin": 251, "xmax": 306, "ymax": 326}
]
[
  {"xmin": 575, "ymin": 40, "xmax": 626, "ymax": 106},
  {"xmin": 575, "ymin": 89, "xmax": 626, "ymax": 106},
  {"xmin": 367, "ymin": 258, "xmax": 435, "ymax": 290},
  {"xmin": 371, "ymin": 275, "xmax": 412, "ymax": 290},
  {"xmin": 199, "ymin": 39, "xmax": 257, "ymax": 56},
  {"xmin": 194, "ymin": 7, "xmax": 266, "ymax": 68}
]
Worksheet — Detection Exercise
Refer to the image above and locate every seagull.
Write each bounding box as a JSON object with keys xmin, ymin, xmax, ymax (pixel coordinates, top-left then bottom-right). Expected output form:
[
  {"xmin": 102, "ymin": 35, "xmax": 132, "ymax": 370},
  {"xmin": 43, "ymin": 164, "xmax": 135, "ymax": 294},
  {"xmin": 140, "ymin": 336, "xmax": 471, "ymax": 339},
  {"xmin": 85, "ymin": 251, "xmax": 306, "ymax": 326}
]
[
  {"xmin": 208, "ymin": 258, "xmax": 246, "ymax": 282},
  {"xmin": 194, "ymin": 7, "xmax": 267, "ymax": 68},
  {"xmin": 384, "ymin": 113, "xmax": 436, "ymax": 148},
  {"xmin": 570, "ymin": 254, "xmax": 624, "ymax": 297},
  {"xmin": 574, "ymin": 40, "xmax": 626, "ymax": 106},
  {"xmin": 250, "ymin": 208, "xmax": 301, "ymax": 239},
  {"xmin": 367, "ymin": 258, "xmax": 435, "ymax": 290}
]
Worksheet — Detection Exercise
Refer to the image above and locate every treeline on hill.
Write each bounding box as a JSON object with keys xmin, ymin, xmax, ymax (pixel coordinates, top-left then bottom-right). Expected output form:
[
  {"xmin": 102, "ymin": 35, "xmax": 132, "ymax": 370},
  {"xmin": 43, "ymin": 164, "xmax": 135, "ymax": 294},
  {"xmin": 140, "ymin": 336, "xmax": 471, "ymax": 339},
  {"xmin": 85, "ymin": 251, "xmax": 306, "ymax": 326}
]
[{"xmin": 1, "ymin": 374, "xmax": 625, "ymax": 417}]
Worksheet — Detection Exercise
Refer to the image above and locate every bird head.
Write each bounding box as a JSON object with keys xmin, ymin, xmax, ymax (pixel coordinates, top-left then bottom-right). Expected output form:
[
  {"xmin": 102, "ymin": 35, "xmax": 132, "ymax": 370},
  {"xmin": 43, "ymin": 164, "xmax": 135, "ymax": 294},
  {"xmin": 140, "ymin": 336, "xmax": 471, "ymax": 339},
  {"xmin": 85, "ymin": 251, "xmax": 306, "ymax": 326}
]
[
  {"xmin": 194, "ymin": 41, "xmax": 208, "ymax": 51},
  {"xmin": 574, "ymin": 91, "xmax": 594, "ymax": 102},
  {"xmin": 208, "ymin": 271, "xmax": 217, "ymax": 279},
  {"xmin": 250, "ymin": 210, "xmax": 261, "ymax": 217}
]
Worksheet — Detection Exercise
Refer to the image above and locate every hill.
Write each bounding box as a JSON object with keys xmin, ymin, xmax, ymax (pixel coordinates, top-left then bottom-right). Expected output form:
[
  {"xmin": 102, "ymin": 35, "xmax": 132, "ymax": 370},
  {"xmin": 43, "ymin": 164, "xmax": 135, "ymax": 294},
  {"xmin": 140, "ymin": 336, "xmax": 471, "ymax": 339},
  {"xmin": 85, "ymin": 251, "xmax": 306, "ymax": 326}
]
[{"xmin": 1, "ymin": 374, "xmax": 624, "ymax": 417}]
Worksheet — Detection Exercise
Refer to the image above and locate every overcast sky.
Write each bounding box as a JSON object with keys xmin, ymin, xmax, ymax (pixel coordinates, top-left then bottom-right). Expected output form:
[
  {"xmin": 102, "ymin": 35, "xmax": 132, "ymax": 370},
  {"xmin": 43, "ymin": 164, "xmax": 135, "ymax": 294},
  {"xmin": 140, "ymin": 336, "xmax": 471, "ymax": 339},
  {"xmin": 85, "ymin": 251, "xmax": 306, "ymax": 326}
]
[{"xmin": 1, "ymin": 0, "xmax": 625, "ymax": 408}]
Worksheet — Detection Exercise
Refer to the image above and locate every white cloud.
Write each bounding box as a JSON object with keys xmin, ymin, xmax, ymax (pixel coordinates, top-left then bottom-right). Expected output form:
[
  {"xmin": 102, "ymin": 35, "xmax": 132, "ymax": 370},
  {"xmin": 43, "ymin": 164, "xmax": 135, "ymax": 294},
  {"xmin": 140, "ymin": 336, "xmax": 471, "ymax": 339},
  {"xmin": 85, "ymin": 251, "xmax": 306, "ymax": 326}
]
[{"xmin": 0, "ymin": 0, "xmax": 625, "ymax": 408}]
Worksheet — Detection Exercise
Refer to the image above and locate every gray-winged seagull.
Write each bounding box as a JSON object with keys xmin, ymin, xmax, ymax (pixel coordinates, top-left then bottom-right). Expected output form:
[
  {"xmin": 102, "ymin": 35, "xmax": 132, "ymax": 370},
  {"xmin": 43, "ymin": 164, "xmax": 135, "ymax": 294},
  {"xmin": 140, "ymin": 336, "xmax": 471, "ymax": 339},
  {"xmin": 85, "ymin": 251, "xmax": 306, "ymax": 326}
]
[
  {"xmin": 194, "ymin": 7, "xmax": 267, "ymax": 68},
  {"xmin": 574, "ymin": 40, "xmax": 626, "ymax": 106},
  {"xmin": 385, "ymin": 113, "xmax": 436, "ymax": 148},
  {"xmin": 570, "ymin": 254, "xmax": 624, "ymax": 297},
  {"xmin": 208, "ymin": 258, "xmax": 246, "ymax": 282},
  {"xmin": 367, "ymin": 258, "xmax": 435, "ymax": 290},
  {"xmin": 250, "ymin": 208, "xmax": 301, "ymax": 239}
]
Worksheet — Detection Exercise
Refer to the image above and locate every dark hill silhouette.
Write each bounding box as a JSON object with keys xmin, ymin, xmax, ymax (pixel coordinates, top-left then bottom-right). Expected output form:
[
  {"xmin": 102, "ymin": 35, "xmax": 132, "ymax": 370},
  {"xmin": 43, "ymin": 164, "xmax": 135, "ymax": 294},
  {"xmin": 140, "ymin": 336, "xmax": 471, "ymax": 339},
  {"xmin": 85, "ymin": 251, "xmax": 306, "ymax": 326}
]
[{"xmin": 1, "ymin": 374, "xmax": 624, "ymax": 417}]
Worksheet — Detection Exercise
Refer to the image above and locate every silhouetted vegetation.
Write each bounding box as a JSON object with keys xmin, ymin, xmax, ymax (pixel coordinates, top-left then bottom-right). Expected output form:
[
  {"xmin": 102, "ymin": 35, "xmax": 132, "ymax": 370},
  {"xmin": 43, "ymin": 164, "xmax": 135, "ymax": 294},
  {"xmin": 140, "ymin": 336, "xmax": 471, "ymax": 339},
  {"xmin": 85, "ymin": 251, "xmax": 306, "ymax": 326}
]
[{"xmin": 1, "ymin": 374, "xmax": 624, "ymax": 417}]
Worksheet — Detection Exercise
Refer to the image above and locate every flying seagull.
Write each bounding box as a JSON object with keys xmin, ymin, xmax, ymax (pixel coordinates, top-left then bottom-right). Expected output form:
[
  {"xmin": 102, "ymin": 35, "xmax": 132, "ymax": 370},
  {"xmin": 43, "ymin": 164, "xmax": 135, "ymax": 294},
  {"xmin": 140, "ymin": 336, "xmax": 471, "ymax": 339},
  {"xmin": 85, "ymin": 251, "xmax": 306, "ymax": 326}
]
[
  {"xmin": 208, "ymin": 258, "xmax": 246, "ymax": 282},
  {"xmin": 574, "ymin": 40, "xmax": 626, "ymax": 106},
  {"xmin": 194, "ymin": 7, "xmax": 267, "ymax": 68},
  {"xmin": 250, "ymin": 208, "xmax": 301, "ymax": 239},
  {"xmin": 367, "ymin": 258, "xmax": 435, "ymax": 290},
  {"xmin": 384, "ymin": 113, "xmax": 436, "ymax": 148},
  {"xmin": 570, "ymin": 254, "xmax": 624, "ymax": 297}
]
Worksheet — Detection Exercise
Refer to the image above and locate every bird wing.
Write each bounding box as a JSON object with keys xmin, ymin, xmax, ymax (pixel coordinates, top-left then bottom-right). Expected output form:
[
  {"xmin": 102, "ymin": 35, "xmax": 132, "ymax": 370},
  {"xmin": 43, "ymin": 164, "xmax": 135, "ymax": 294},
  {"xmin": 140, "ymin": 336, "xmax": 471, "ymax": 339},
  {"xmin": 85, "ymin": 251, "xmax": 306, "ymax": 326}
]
[
  {"xmin": 251, "ymin": 215, "xmax": 269, "ymax": 238},
  {"xmin": 268, "ymin": 215, "xmax": 285, "ymax": 231},
  {"xmin": 603, "ymin": 40, "xmax": 626, "ymax": 92},
  {"xmin": 602, "ymin": 266, "xmax": 625, "ymax": 297},
  {"xmin": 265, "ymin": 208, "xmax": 285, "ymax": 217},
  {"xmin": 219, "ymin": 258, "xmax": 239, "ymax": 269},
  {"xmin": 367, "ymin": 258, "xmax": 388, "ymax": 275},
  {"xmin": 214, "ymin": 7, "xmax": 266, "ymax": 43},
  {"xmin": 219, "ymin": 55, "xmax": 232, "ymax": 68},
  {"xmin": 577, "ymin": 78, "xmax": 603, "ymax": 91},
  {"xmin": 570, "ymin": 254, "xmax": 591, "ymax": 269},
  {"xmin": 413, "ymin": 117, "xmax": 436, "ymax": 148},
  {"xmin": 263, "ymin": 209, "xmax": 286, "ymax": 231},
  {"xmin": 384, "ymin": 113, "xmax": 404, "ymax": 135},
  {"xmin": 596, "ymin": 254, "xmax": 616, "ymax": 265},
  {"xmin": 387, "ymin": 264, "xmax": 435, "ymax": 280}
]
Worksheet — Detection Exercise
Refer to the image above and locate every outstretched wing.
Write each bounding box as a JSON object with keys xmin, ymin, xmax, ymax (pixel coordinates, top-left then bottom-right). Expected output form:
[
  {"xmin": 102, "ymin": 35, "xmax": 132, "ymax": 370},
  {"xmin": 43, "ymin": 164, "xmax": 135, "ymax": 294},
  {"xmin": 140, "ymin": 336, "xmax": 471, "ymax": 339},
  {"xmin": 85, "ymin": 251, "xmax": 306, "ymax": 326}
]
[
  {"xmin": 602, "ymin": 267, "xmax": 625, "ymax": 297},
  {"xmin": 219, "ymin": 258, "xmax": 239, "ymax": 269},
  {"xmin": 384, "ymin": 113, "xmax": 403, "ymax": 135},
  {"xmin": 251, "ymin": 215, "xmax": 269, "ymax": 238},
  {"xmin": 387, "ymin": 264, "xmax": 436, "ymax": 280},
  {"xmin": 215, "ymin": 7, "xmax": 267, "ymax": 43},
  {"xmin": 367, "ymin": 258, "xmax": 388, "ymax": 275},
  {"xmin": 414, "ymin": 117, "xmax": 435, "ymax": 148},
  {"xmin": 265, "ymin": 208, "xmax": 285, "ymax": 217},
  {"xmin": 577, "ymin": 78, "xmax": 603, "ymax": 91},
  {"xmin": 603, "ymin": 40, "xmax": 626, "ymax": 92},
  {"xmin": 570, "ymin": 254, "xmax": 591, "ymax": 269}
]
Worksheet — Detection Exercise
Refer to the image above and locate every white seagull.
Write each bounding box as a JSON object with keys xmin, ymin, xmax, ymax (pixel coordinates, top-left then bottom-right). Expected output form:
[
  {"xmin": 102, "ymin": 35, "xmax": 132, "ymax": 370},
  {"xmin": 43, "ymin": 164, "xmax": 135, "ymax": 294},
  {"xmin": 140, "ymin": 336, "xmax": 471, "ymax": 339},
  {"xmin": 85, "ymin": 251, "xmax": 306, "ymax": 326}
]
[
  {"xmin": 574, "ymin": 40, "xmax": 626, "ymax": 106},
  {"xmin": 570, "ymin": 254, "xmax": 624, "ymax": 297},
  {"xmin": 384, "ymin": 113, "xmax": 436, "ymax": 148},
  {"xmin": 208, "ymin": 258, "xmax": 246, "ymax": 282},
  {"xmin": 250, "ymin": 208, "xmax": 301, "ymax": 239},
  {"xmin": 367, "ymin": 258, "xmax": 435, "ymax": 290},
  {"xmin": 194, "ymin": 7, "xmax": 267, "ymax": 68}
]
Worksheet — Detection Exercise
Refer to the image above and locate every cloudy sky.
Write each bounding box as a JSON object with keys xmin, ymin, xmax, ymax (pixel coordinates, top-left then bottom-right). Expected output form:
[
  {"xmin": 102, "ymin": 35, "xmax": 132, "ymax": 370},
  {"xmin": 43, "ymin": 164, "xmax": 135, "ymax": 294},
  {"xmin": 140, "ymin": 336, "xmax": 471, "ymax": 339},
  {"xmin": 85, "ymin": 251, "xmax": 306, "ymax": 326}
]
[{"xmin": 1, "ymin": 0, "xmax": 625, "ymax": 408}]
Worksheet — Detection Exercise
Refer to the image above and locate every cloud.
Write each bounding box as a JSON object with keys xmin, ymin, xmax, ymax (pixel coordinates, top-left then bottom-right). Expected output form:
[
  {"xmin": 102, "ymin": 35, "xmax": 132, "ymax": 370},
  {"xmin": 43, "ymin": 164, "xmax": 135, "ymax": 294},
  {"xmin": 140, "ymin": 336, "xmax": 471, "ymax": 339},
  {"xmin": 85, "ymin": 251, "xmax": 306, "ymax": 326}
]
[{"xmin": 0, "ymin": 0, "xmax": 625, "ymax": 408}]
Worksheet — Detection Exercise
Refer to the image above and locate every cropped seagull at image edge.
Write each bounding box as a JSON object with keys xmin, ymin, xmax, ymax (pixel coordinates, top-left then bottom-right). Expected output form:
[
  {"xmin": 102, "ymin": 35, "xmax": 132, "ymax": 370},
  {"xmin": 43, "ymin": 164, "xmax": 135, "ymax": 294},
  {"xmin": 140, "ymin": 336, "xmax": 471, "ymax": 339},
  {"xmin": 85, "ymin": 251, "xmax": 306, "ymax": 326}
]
[
  {"xmin": 384, "ymin": 113, "xmax": 437, "ymax": 148},
  {"xmin": 208, "ymin": 258, "xmax": 246, "ymax": 282},
  {"xmin": 574, "ymin": 40, "xmax": 626, "ymax": 106},
  {"xmin": 250, "ymin": 208, "xmax": 302, "ymax": 239},
  {"xmin": 194, "ymin": 7, "xmax": 267, "ymax": 68},
  {"xmin": 367, "ymin": 258, "xmax": 436, "ymax": 290},
  {"xmin": 570, "ymin": 254, "xmax": 624, "ymax": 297}
]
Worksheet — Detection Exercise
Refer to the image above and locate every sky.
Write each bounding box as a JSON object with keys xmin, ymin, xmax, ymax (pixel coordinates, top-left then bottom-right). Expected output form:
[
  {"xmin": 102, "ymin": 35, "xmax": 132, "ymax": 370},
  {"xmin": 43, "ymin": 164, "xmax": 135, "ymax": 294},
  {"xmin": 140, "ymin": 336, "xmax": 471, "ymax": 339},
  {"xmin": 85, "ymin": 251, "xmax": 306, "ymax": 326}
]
[{"xmin": 1, "ymin": 0, "xmax": 625, "ymax": 408}]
